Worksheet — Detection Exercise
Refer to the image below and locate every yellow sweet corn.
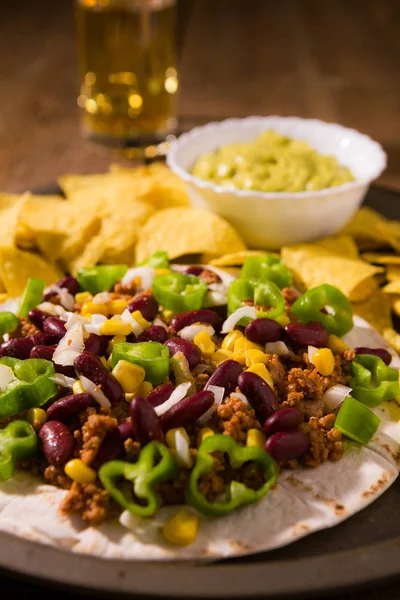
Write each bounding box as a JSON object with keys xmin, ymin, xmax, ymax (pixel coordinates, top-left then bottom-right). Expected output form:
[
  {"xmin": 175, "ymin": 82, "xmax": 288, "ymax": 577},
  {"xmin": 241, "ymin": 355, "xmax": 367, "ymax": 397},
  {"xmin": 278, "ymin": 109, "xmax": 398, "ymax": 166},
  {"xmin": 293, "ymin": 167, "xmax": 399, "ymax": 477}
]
[
  {"xmin": 210, "ymin": 348, "xmax": 233, "ymax": 367},
  {"xmin": 276, "ymin": 314, "xmax": 290, "ymax": 327},
  {"xmin": 196, "ymin": 427, "xmax": 214, "ymax": 447},
  {"xmin": 65, "ymin": 459, "xmax": 97, "ymax": 484},
  {"xmin": 112, "ymin": 360, "xmax": 145, "ymax": 394},
  {"xmin": 221, "ymin": 329, "xmax": 243, "ymax": 352},
  {"xmin": 100, "ymin": 320, "xmax": 132, "ymax": 336},
  {"xmin": 137, "ymin": 381, "xmax": 154, "ymax": 396},
  {"xmin": 233, "ymin": 337, "xmax": 263, "ymax": 365},
  {"xmin": 245, "ymin": 349, "xmax": 268, "ymax": 367},
  {"xmin": 72, "ymin": 380, "xmax": 86, "ymax": 394},
  {"xmin": 161, "ymin": 308, "xmax": 173, "ymax": 323},
  {"xmin": 26, "ymin": 407, "xmax": 47, "ymax": 429},
  {"xmin": 131, "ymin": 310, "xmax": 152, "ymax": 330},
  {"xmin": 107, "ymin": 334, "xmax": 127, "ymax": 354},
  {"xmin": 75, "ymin": 292, "xmax": 93, "ymax": 305},
  {"xmin": 81, "ymin": 302, "xmax": 109, "ymax": 317},
  {"xmin": 108, "ymin": 299, "xmax": 129, "ymax": 315},
  {"xmin": 100, "ymin": 356, "xmax": 111, "ymax": 371},
  {"xmin": 193, "ymin": 331, "xmax": 215, "ymax": 358},
  {"xmin": 165, "ymin": 427, "xmax": 189, "ymax": 449},
  {"xmin": 247, "ymin": 363, "xmax": 274, "ymax": 388},
  {"xmin": 312, "ymin": 348, "xmax": 335, "ymax": 376},
  {"xmin": 161, "ymin": 509, "xmax": 199, "ymax": 546},
  {"xmin": 246, "ymin": 428, "xmax": 266, "ymax": 448},
  {"xmin": 328, "ymin": 334, "xmax": 350, "ymax": 354},
  {"xmin": 155, "ymin": 268, "xmax": 171, "ymax": 276}
]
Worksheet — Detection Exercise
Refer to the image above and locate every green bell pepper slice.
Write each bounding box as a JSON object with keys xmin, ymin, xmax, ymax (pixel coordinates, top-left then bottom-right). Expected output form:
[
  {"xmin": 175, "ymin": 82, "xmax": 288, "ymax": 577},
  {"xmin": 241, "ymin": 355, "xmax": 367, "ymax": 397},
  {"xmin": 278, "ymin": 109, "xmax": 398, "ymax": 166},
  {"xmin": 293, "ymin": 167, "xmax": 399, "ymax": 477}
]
[
  {"xmin": 0, "ymin": 312, "xmax": 19, "ymax": 337},
  {"xmin": 152, "ymin": 272, "xmax": 208, "ymax": 313},
  {"xmin": 227, "ymin": 278, "xmax": 285, "ymax": 323},
  {"xmin": 0, "ymin": 358, "xmax": 57, "ymax": 417},
  {"xmin": 0, "ymin": 420, "xmax": 38, "ymax": 480},
  {"xmin": 350, "ymin": 354, "xmax": 400, "ymax": 407},
  {"xmin": 77, "ymin": 265, "xmax": 128, "ymax": 295},
  {"xmin": 17, "ymin": 278, "xmax": 45, "ymax": 318},
  {"xmin": 335, "ymin": 396, "xmax": 381, "ymax": 445},
  {"xmin": 291, "ymin": 284, "xmax": 353, "ymax": 337},
  {"xmin": 111, "ymin": 341, "xmax": 170, "ymax": 386},
  {"xmin": 140, "ymin": 251, "xmax": 170, "ymax": 270},
  {"xmin": 187, "ymin": 434, "xmax": 277, "ymax": 517},
  {"xmin": 241, "ymin": 255, "xmax": 293, "ymax": 289},
  {"xmin": 99, "ymin": 441, "xmax": 177, "ymax": 517}
]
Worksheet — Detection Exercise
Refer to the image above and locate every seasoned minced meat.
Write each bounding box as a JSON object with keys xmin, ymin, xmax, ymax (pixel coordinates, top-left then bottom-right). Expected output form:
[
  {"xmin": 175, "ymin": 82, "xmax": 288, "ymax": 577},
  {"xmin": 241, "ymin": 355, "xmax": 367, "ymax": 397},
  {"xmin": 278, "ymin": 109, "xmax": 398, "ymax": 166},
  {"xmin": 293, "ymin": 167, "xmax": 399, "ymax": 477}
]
[
  {"xmin": 281, "ymin": 367, "xmax": 325, "ymax": 419},
  {"xmin": 281, "ymin": 287, "xmax": 300, "ymax": 313},
  {"xmin": 199, "ymin": 269, "xmax": 221, "ymax": 285},
  {"xmin": 158, "ymin": 470, "xmax": 190, "ymax": 505},
  {"xmin": 264, "ymin": 353, "xmax": 286, "ymax": 387},
  {"xmin": 20, "ymin": 318, "xmax": 39, "ymax": 337},
  {"xmin": 216, "ymin": 396, "xmax": 261, "ymax": 443},
  {"xmin": 113, "ymin": 281, "xmax": 137, "ymax": 295},
  {"xmin": 60, "ymin": 482, "xmax": 111, "ymax": 523},
  {"xmin": 44, "ymin": 465, "xmax": 71, "ymax": 490},
  {"xmin": 300, "ymin": 413, "xmax": 344, "ymax": 467},
  {"xmin": 80, "ymin": 414, "xmax": 119, "ymax": 465}
]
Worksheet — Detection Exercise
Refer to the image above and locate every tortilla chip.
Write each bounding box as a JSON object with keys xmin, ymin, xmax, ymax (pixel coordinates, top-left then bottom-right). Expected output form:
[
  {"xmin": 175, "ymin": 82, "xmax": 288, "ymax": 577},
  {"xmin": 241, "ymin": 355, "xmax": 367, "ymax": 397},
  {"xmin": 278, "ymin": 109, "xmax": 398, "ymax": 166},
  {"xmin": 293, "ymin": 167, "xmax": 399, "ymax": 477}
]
[
  {"xmin": 0, "ymin": 247, "xmax": 62, "ymax": 296},
  {"xmin": 209, "ymin": 250, "xmax": 279, "ymax": 267},
  {"xmin": 391, "ymin": 297, "xmax": 400, "ymax": 318},
  {"xmin": 352, "ymin": 290, "xmax": 393, "ymax": 333},
  {"xmin": 386, "ymin": 265, "xmax": 400, "ymax": 281},
  {"xmin": 362, "ymin": 253, "xmax": 400, "ymax": 265},
  {"xmin": 341, "ymin": 207, "xmax": 400, "ymax": 252},
  {"xmin": 383, "ymin": 328, "xmax": 400, "ymax": 354},
  {"xmin": 0, "ymin": 193, "xmax": 27, "ymax": 248},
  {"xmin": 135, "ymin": 208, "xmax": 246, "ymax": 264},
  {"xmin": 281, "ymin": 244, "xmax": 333, "ymax": 289},
  {"xmin": 316, "ymin": 235, "xmax": 359, "ymax": 259},
  {"xmin": 382, "ymin": 280, "xmax": 400, "ymax": 294}
]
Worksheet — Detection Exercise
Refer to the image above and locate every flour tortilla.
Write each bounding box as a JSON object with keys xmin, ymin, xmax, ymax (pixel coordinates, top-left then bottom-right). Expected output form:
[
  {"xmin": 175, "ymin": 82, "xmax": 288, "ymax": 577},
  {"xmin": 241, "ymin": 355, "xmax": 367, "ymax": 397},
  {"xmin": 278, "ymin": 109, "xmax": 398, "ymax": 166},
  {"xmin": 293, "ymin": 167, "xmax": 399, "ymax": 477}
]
[{"xmin": 0, "ymin": 315, "xmax": 398, "ymax": 561}]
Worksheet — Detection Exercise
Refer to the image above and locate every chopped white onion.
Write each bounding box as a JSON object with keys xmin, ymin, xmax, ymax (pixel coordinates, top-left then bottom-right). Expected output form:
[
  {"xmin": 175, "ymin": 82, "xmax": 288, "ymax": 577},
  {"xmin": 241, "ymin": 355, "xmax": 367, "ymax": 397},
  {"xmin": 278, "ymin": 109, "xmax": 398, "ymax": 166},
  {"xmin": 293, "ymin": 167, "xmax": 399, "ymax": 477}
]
[
  {"xmin": 152, "ymin": 317, "xmax": 168, "ymax": 331},
  {"xmin": 37, "ymin": 302, "xmax": 67, "ymax": 318},
  {"xmin": 204, "ymin": 290, "xmax": 227, "ymax": 307},
  {"xmin": 0, "ymin": 297, "xmax": 19, "ymax": 314},
  {"xmin": 265, "ymin": 341, "xmax": 290, "ymax": 357},
  {"xmin": 2, "ymin": 334, "xmax": 9, "ymax": 343},
  {"xmin": 308, "ymin": 345, "xmax": 319, "ymax": 365},
  {"xmin": 53, "ymin": 323, "xmax": 85, "ymax": 367},
  {"xmin": 174, "ymin": 429, "xmax": 192, "ymax": 468},
  {"xmin": 121, "ymin": 266, "xmax": 155, "ymax": 291},
  {"xmin": 221, "ymin": 306, "xmax": 257, "ymax": 334},
  {"xmin": 119, "ymin": 510, "xmax": 141, "ymax": 531},
  {"xmin": 120, "ymin": 309, "xmax": 142, "ymax": 336},
  {"xmin": 44, "ymin": 285, "xmax": 75, "ymax": 312},
  {"xmin": 50, "ymin": 374, "xmax": 77, "ymax": 388},
  {"xmin": 208, "ymin": 283, "xmax": 227, "ymax": 293},
  {"xmin": 65, "ymin": 312, "xmax": 90, "ymax": 331},
  {"xmin": 324, "ymin": 305, "xmax": 335, "ymax": 315},
  {"xmin": 197, "ymin": 385, "xmax": 224, "ymax": 425},
  {"xmin": 323, "ymin": 384, "xmax": 352, "ymax": 412},
  {"xmin": 80, "ymin": 376, "xmax": 111, "ymax": 410},
  {"xmin": 0, "ymin": 364, "xmax": 18, "ymax": 392},
  {"xmin": 84, "ymin": 314, "xmax": 108, "ymax": 335},
  {"xmin": 230, "ymin": 391, "xmax": 249, "ymax": 406},
  {"xmin": 178, "ymin": 324, "xmax": 215, "ymax": 342},
  {"xmin": 154, "ymin": 382, "xmax": 191, "ymax": 416},
  {"xmin": 92, "ymin": 292, "xmax": 111, "ymax": 304}
]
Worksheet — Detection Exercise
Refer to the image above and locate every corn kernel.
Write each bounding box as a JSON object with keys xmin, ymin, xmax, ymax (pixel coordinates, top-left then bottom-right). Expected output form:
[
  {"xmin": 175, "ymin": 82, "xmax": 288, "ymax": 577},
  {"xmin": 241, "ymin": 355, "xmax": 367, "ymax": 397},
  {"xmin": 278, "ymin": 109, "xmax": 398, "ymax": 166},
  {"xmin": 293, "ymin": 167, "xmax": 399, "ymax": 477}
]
[
  {"xmin": 210, "ymin": 348, "xmax": 233, "ymax": 367},
  {"xmin": 328, "ymin": 334, "xmax": 350, "ymax": 354},
  {"xmin": 137, "ymin": 381, "xmax": 153, "ymax": 396},
  {"xmin": 107, "ymin": 334, "xmax": 127, "ymax": 354},
  {"xmin": 75, "ymin": 292, "xmax": 93, "ymax": 305},
  {"xmin": 108, "ymin": 299, "xmax": 129, "ymax": 315},
  {"xmin": 221, "ymin": 329, "xmax": 243, "ymax": 352},
  {"xmin": 72, "ymin": 380, "xmax": 86, "ymax": 394},
  {"xmin": 193, "ymin": 331, "xmax": 215, "ymax": 358},
  {"xmin": 81, "ymin": 302, "xmax": 109, "ymax": 317},
  {"xmin": 100, "ymin": 320, "xmax": 132, "ymax": 336},
  {"xmin": 125, "ymin": 393, "xmax": 135, "ymax": 402},
  {"xmin": 196, "ymin": 427, "xmax": 214, "ymax": 447},
  {"xmin": 100, "ymin": 356, "xmax": 111, "ymax": 371},
  {"xmin": 65, "ymin": 459, "xmax": 96, "ymax": 484},
  {"xmin": 161, "ymin": 509, "xmax": 199, "ymax": 546},
  {"xmin": 276, "ymin": 314, "xmax": 290, "ymax": 327},
  {"xmin": 233, "ymin": 337, "xmax": 263, "ymax": 365},
  {"xmin": 165, "ymin": 427, "xmax": 189, "ymax": 449},
  {"xmin": 155, "ymin": 268, "xmax": 171, "ymax": 276},
  {"xmin": 112, "ymin": 360, "xmax": 145, "ymax": 394},
  {"xmin": 247, "ymin": 363, "xmax": 274, "ymax": 388},
  {"xmin": 131, "ymin": 310, "xmax": 152, "ymax": 330},
  {"xmin": 245, "ymin": 349, "xmax": 268, "ymax": 367},
  {"xmin": 161, "ymin": 309, "xmax": 173, "ymax": 323},
  {"xmin": 246, "ymin": 428, "xmax": 266, "ymax": 448},
  {"xmin": 26, "ymin": 407, "xmax": 47, "ymax": 429},
  {"xmin": 312, "ymin": 348, "xmax": 335, "ymax": 376}
]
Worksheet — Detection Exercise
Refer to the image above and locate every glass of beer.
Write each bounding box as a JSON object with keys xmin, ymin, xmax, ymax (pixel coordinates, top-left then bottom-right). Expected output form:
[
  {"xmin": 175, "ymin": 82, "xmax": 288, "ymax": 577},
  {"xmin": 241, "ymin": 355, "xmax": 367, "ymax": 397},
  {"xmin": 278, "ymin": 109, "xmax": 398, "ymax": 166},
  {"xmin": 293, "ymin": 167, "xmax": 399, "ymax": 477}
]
[{"xmin": 75, "ymin": 0, "xmax": 178, "ymax": 150}]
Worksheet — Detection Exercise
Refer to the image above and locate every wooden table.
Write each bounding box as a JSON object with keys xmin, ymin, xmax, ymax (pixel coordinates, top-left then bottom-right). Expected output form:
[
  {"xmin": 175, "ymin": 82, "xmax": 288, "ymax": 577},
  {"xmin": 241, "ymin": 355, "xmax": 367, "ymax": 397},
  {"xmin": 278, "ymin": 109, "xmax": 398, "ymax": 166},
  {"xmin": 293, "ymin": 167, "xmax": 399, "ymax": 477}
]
[{"xmin": 1, "ymin": 0, "xmax": 400, "ymax": 193}]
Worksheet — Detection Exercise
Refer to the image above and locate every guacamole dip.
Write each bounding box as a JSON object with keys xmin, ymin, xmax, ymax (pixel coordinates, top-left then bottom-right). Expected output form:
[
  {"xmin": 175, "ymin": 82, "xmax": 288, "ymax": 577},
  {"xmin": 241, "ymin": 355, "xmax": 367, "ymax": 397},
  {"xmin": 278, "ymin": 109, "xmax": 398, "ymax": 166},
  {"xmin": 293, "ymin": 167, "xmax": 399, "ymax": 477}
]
[{"xmin": 191, "ymin": 130, "xmax": 354, "ymax": 192}]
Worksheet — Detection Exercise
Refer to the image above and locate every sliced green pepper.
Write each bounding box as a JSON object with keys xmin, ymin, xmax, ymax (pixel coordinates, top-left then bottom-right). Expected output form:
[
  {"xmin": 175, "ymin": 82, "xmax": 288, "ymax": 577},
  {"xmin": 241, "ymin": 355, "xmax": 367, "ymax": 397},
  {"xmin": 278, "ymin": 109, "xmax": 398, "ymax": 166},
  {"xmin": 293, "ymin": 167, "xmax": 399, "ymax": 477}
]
[
  {"xmin": 350, "ymin": 354, "xmax": 400, "ymax": 407},
  {"xmin": 111, "ymin": 341, "xmax": 170, "ymax": 385},
  {"xmin": 187, "ymin": 434, "xmax": 277, "ymax": 517},
  {"xmin": 0, "ymin": 358, "xmax": 57, "ymax": 417},
  {"xmin": 335, "ymin": 396, "xmax": 381, "ymax": 445},
  {"xmin": 0, "ymin": 312, "xmax": 19, "ymax": 337},
  {"xmin": 152, "ymin": 272, "xmax": 208, "ymax": 313},
  {"xmin": 140, "ymin": 251, "xmax": 170, "ymax": 270},
  {"xmin": 241, "ymin": 255, "xmax": 293, "ymax": 289},
  {"xmin": 77, "ymin": 265, "xmax": 128, "ymax": 295},
  {"xmin": 227, "ymin": 278, "xmax": 285, "ymax": 323},
  {"xmin": 17, "ymin": 278, "xmax": 45, "ymax": 318},
  {"xmin": 99, "ymin": 441, "xmax": 177, "ymax": 517},
  {"xmin": 0, "ymin": 420, "xmax": 38, "ymax": 480},
  {"xmin": 291, "ymin": 284, "xmax": 353, "ymax": 337}
]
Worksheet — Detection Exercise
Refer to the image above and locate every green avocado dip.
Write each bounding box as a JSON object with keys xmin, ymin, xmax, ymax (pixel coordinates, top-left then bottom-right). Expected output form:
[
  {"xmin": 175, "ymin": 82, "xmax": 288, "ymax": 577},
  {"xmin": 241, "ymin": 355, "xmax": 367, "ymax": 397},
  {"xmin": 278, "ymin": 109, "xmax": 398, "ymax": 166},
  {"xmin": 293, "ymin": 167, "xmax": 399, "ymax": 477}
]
[{"xmin": 191, "ymin": 130, "xmax": 355, "ymax": 192}]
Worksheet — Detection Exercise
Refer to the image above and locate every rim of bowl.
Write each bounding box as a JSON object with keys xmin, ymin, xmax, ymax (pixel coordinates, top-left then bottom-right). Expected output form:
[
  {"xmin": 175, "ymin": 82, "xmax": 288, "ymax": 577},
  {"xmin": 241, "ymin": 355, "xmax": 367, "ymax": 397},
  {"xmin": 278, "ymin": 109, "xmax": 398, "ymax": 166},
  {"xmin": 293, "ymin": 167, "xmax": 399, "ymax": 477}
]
[{"xmin": 167, "ymin": 116, "xmax": 388, "ymax": 200}]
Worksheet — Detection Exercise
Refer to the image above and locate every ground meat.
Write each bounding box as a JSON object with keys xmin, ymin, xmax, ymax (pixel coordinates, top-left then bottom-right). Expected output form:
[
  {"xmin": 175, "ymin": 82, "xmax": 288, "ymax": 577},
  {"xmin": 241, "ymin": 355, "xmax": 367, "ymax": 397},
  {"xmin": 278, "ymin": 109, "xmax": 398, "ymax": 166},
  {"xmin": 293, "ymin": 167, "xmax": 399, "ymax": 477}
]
[
  {"xmin": 60, "ymin": 481, "xmax": 111, "ymax": 523},
  {"xmin": 300, "ymin": 413, "xmax": 344, "ymax": 467},
  {"xmin": 19, "ymin": 318, "xmax": 39, "ymax": 337},
  {"xmin": 282, "ymin": 287, "xmax": 300, "ymax": 313},
  {"xmin": 109, "ymin": 401, "xmax": 130, "ymax": 422},
  {"xmin": 113, "ymin": 281, "xmax": 137, "ymax": 295},
  {"xmin": 199, "ymin": 269, "xmax": 221, "ymax": 285},
  {"xmin": 80, "ymin": 414, "xmax": 119, "ymax": 465},
  {"xmin": 158, "ymin": 470, "xmax": 190, "ymax": 505},
  {"xmin": 194, "ymin": 372, "xmax": 210, "ymax": 392},
  {"xmin": 43, "ymin": 465, "xmax": 72, "ymax": 489},
  {"xmin": 198, "ymin": 453, "xmax": 226, "ymax": 502},
  {"xmin": 281, "ymin": 367, "xmax": 325, "ymax": 419},
  {"xmin": 124, "ymin": 438, "xmax": 141, "ymax": 461},
  {"xmin": 264, "ymin": 353, "xmax": 286, "ymax": 388},
  {"xmin": 216, "ymin": 396, "xmax": 261, "ymax": 443},
  {"xmin": 47, "ymin": 294, "xmax": 62, "ymax": 306},
  {"xmin": 108, "ymin": 292, "xmax": 133, "ymax": 302},
  {"xmin": 343, "ymin": 349, "xmax": 356, "ymax": 362}
]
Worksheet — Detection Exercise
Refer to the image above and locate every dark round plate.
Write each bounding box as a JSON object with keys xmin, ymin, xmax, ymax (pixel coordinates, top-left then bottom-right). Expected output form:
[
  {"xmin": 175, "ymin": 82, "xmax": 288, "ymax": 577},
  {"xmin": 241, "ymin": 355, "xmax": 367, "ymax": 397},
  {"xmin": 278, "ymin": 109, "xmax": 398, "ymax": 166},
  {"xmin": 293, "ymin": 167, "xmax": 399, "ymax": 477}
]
[{"xmin": 0, "ymin": 185, "xmax": 399, "ymax": 599}]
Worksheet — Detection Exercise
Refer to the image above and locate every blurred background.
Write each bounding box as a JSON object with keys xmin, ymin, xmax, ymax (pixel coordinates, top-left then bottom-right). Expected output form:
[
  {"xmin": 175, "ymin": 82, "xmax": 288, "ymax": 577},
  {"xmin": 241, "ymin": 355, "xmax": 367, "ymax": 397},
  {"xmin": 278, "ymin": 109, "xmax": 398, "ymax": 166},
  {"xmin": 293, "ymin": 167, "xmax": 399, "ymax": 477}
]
[{"xmin": 1, "ymin": 0, "xmax": 399, "ymax": 192}]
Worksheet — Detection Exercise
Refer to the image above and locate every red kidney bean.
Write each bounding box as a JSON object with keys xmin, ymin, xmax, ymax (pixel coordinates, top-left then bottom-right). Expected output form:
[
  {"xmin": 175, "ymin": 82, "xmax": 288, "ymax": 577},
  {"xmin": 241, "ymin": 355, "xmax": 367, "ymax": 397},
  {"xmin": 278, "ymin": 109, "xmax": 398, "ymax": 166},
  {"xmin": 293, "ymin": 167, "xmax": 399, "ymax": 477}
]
[
  {"xmin": 205, "ymin": 360, "xmax": 242, "ymax": 395},
  {"xmin": 355, "ymin": 347, "xmax": 392, "ymax": 366},
  {"xmin": 129, "ymin": 396, "xmax": 162, "ymax": 445},
  {"xmin": 84, "ymin": 333, "xmax": 109, "ymax": 356},
  {"xmin": 171, "ymin": 309, "xmax": 221, "ymax": 333},
  {"xmin": 128, "ymin": 293, "xmax": 158, "ymax": 322},
  {"xmin": 28, "ymin": 309, "xmax": 48, "ymax": 330},
  {"xmin": 43, "ymin": 317, "xmax": 67, "ymax": 342},
  {"xmin": 238, "ymin": 371, "xmax": 279, "ymax": 423},
  {"xmin": 118, "ymin": 421, "xmax": 134, "ymax": 440},
  {"xmin": 161, "ymin": 390, "xmax": 214, "ymax": 431},
  {"xmin": 263, "ymin": 408, "xmax": 304, "ymax": 436},
  {"xmin": 285, "ymin": 321, "xmax": 329, "ymax": 348},
  {"xmin": 0, "ymin": 337, "xmax": 34, "ymax": 359},
  {"xmin": 137, "ymin": 326, "xmax": 168, "ymax": 343},
  {"xmin": 46, "ymin": 393, "xmax": 95, "ymax": 421},
  {"xmin": 30, "ymin": 332, "xmax": 56, "ymax": 346},
  {"xmin": 147, "ymin": 383, "xmax": 174, "ymax": 407},
  {"xmin": 183, "ymin": 266, "xmax": 204, "ymax": 276},
  {"xmin": 30, "ymin": 345, "xmax": 76, "ymax": 377},
  {"xmin": 56, "ymin": 276, "xmax": 80, "ymax": 296},
  {"xmin": 265, "ymin": 430, "xmax": 309, "ymax": 462},
  {"xmin": 164, "ymin": 337, "xmax": 201, "ymax": 369},
  {"xmin": 39, "ymin": 421, "xmax": 74, "ymax": 465},
  {"xmin": 245, "ymin": 318, "xmax": 283, "ymax": 345},
  {"xmin": 92, "ymin": 429, "xmax": 125, "ymax": 469},
  {"xmin": 74, "ymin": 351, "xmax": 124, "ymax": 404}
]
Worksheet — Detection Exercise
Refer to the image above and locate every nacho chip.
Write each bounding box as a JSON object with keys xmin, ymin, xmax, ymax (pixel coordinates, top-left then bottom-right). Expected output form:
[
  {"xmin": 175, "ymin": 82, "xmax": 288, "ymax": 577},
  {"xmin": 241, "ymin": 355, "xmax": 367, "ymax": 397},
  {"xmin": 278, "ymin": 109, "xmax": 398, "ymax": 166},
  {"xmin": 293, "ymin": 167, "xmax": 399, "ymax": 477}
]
[
  {"xmin": 391, "ymin": 296, "xmax": 400, "ymax": 318},
  {"xmin": 0, "ymin": 193, "xmax": 27, "ymax": 248},
  {"xmin": 341, "ymin": 207, "xmax": 400, "ymax": 252},
  {"xmin": 209, "ymin": 250, "xmax": 279, "ymax": 267},
  {"xmin": 383, "ymin": 328, "xmax": 400, "ymax": 354},
  {"xmin": 135, "ymin": 208, "xmax": 246, "ymax": 264},
  {"xmin": 362, "ymin": 253, "xmax": 400, "ymax": 265},
  {"xmin": 317, "ymin": 235, "xmax": 359, "ymax": 259},
  {"xmin": 382, "ymin": 280, "xmax": 400, "ymax": 294},
  {"xmin": 281, "ymin": 244, "xmax": 333, "ymax": 288},
  {"xmin": 0, "ymin": 247, "xmax": 62, "ymax": 296},
  {"xmin": 352, "ymin": 290, "xmax": 393, "ymax": 333},
  {"xmin": 386, "ymin": 265, "xmax": 400, "ymax": 281}
]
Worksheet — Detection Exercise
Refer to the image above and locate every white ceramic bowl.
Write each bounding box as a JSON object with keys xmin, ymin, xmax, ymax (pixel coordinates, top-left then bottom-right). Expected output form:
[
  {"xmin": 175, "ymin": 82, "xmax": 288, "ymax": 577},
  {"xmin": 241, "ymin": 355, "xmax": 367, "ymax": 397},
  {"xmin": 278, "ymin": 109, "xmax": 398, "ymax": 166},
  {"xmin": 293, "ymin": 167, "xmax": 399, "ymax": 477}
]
[{"xmin": 166, "ymin": 116, "xmax": 387, "ymax": 249}]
